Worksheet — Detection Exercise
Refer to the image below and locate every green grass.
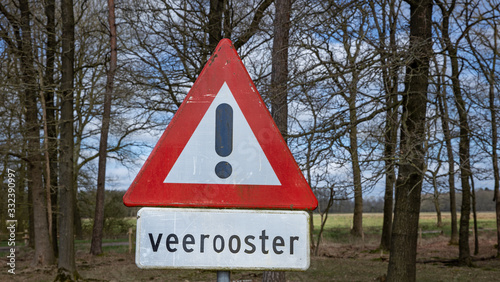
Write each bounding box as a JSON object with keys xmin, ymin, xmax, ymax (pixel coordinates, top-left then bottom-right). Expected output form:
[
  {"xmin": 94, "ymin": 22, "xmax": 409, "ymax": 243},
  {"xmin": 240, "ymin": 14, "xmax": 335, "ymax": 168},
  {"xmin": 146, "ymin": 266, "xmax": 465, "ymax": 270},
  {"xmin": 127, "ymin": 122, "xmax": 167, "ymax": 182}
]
[
  {"xmin": 75, "ymin": 238, "xmax": 130, "ymax": 244},
  {"xmin": 312, "ymin": 212, "xmax": 497, "ymax": 243},
  {"xmin": 102, "ymin": 244, "xmax": 131, "ymax": 254}
]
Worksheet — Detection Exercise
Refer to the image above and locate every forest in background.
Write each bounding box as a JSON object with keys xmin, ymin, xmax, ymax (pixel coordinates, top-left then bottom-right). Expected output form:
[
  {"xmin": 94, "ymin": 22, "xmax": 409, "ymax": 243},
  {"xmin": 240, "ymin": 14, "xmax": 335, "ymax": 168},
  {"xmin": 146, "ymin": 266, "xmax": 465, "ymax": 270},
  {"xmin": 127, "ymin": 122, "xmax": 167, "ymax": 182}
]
[
  {"xmin": 1, "ymin": 0, "xmax": 500, "ymax": 281},
  {"xmin": 320, "ymin": 188, "xmax": 499, "ymax": 213}
]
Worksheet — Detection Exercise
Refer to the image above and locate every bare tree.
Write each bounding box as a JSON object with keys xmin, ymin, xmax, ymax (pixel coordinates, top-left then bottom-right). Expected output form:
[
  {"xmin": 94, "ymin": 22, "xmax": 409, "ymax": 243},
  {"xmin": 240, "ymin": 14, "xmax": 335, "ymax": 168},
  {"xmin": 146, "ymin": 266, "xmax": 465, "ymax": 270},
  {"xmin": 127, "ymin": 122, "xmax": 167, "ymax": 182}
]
[
  {"xmin": 386, "ymin": 0, "xmax": 432, "ymax": 280},
  {"xmin": 263, "ymin": 0, "xmax": 290, "ymax": 281},
  {"xmin": 434, "ymin": 57, "xmax": 459, "ymax": 243},
  {"xmin": 368, "ymin": 0, "xmax": 402, "ymax": 250},
  {"xmin": 465, "ymin": 1, "xmax": 500, "ymax": 256},
  {"xmin": 0, "ymin": 0, "xmax": 55, "ymax": 266},
  {"xmin": 424, "ymin": 137, "xmax": 444, "ymax": 228},
  {"xmin": 56, "ymin": 0, "xmax": 79, "ymax": 279},
  {"xmin": 340, "ymin": 6, "xmax": 371, "ymax": 239},
  {"xmin": 120, "ymin": 0, "xmax": 273, "ymax": 117},
  {"xmin": 435, "ymin": 0, "xmax": 481, "ymax": 266},
  {"xmin": 470, "ymin": 175, "xmax": 479, "ymax": 254},
  {"xmin": 291, "ymin": 1, "xmax": 382, "ymax": 241},
  {"xmin": 313, "ymin": 183, "xmax": 336, "ymax": 256},
  {"xmin": 43, "ymin": 0, "xmax": 59, "ymax": 256},
  {"xmin": 91, "ymin": 0, "xmax": 118, "ymax": 256},
  {"xmin": 487, "ymin": 16, "xmax": 500, "ymax": 258}
]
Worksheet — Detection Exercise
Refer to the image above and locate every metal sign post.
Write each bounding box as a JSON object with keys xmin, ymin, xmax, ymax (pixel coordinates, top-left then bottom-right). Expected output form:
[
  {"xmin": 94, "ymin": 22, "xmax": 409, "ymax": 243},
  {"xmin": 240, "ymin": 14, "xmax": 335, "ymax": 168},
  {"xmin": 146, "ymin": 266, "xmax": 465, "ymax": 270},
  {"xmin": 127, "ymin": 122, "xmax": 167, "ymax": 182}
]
[{"xmin": 217, "ymin": 271, "xmax": 230, "ymax": 282}]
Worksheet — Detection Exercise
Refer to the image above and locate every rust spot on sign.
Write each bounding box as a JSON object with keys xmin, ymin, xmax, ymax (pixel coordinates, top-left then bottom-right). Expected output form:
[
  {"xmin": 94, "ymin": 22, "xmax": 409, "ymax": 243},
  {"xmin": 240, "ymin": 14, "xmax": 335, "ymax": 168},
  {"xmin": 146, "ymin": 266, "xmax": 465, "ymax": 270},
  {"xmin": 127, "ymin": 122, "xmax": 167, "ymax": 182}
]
[{"xmin": 209, "ymin": 54, "xmax": 218, "ymax": 66}]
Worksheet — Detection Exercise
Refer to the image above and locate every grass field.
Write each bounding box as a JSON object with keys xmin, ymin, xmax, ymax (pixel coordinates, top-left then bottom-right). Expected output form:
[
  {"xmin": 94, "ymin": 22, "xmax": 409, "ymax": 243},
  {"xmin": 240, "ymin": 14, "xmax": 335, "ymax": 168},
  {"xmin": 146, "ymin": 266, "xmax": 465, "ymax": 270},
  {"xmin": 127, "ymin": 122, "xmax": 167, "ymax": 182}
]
[
  {"xmin": 313, "ymin": 212, "xmax": 497, "ymax": 230},
  {"xmin": 1, "ymin": 212, "xmax": 499, "ymax": 281},
  {"xmin": 313, "ymin": 212, "xmax": 498, "ymax": 242}
]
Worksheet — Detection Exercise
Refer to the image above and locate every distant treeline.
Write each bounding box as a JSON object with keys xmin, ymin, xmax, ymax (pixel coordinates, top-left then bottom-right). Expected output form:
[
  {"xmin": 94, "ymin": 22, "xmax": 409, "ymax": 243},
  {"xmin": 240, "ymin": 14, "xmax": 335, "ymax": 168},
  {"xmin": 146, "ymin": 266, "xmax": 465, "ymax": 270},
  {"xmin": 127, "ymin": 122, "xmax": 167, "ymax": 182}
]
[{"xmin": 316, "ymin": 188, "xmax": 497, "ymax": 213}]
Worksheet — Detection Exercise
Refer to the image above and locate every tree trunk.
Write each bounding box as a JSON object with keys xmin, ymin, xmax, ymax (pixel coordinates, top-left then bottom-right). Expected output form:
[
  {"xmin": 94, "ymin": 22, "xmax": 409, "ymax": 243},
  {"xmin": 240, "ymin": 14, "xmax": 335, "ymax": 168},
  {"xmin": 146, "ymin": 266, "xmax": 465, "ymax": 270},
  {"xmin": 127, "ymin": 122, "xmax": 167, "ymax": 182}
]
[
  {"xmin": 209, "ymin": 0, "xmax": 223, "ymax": 45},
  {"xmin": 431, "ymin": 160, "xmax": 443, "ymax": 228},
  {"xmin": 40, "ymin": 91, "xmax": 52, "ymax": 244},
  {"xmin": 349, "ymin": 94, "xmax": 363, "ymax": 238},
  {"xmin": 466, "ymin": 7, "xmax": 500, "ymax": 258},
  {"xmin": 270, "ymin": 0, "xmax": 290, "ymax": 138},
  {"xmin": 263, "ymin": 271, "xmax": 286, "ymax": 282},
  {"xmin": 437, "ymin": 89, "xmax": 458, "ymax": 244},
  {"xmin": 436, "ymin": 0, "xmax": 473, "ymax": 266},
  {"xmin": 470, "ymin": 176, "xmax": 478, "ymax": 255},
  {"xmin": 27, "ymin": 164, "xmax": 34, "ymax": 249},
  {"xmin": 380, "ymin": 161, "xmax": 395, "ymax": 250},
  {"xmin": 264, "ymin": 0, "xmax": 291, "ymax": 280},
  {"xmin": 494, "ymin": 117, "xmax": 500, "ymax": 257},
  {"xmin": 207, "ymin": 0, "xmax": 224, "ymax": 61},
  {"xmin": 487, "ymin": 21, "xmax": 500, "ymax": 258},
  {"xmin": 43, "ymin": 0, "xmax": 59, "ymax": 256},
  {"xmin": 381, "ymin": 81, "xmax": 398, "ymax": 250},
  {"xmin": 379, "ymin": 97, "xmax": 397, "ymax": 247},
  {"xmin": 56, "ymin": 0, "xmax": 79, "ymax": 279},
  {"xmin": 314, "ymin": 186, "xmax": 335, "ymax": 256},
  {"xmin": 0, "ymin": 161, "xmax": 7, "ymax": 232},
  {"xmin": 439, "ymin": 1, "xmax": 473, "ymax": 265},
  {"xmin": 91, "ymin": 0, "xmax": 118, "ymax": 256},
  {"xmin": 457, "ymin": 124, "xmax": 472, "ymax": 266},
  {"xmin": 18, "ymin": 0, "xmax": 55, "ymax": 266},
  {"xmin": 305, "ymin": 133, "xmax": 316, "ymax": 250},
  {"xmin": 378, "ymin": 0, "xmax": 399, "ymax": 251},
  {"xmin": 386, "ymin": 0, "xmax": 432, "ymax": 280},
  {"xmin": 496, "ymin": 174, "xmax": 500, "ymax": 258},
  {"xmin": 74, "ymin": 199, "xmax": 83, "ymax": 240},
  {"xmin": 432, "ymin": 182, "xmax": 442, "ymax": 228},
  {"xmin": 492, "ymin": 79, "xmax": 500, "ymax": 256}
]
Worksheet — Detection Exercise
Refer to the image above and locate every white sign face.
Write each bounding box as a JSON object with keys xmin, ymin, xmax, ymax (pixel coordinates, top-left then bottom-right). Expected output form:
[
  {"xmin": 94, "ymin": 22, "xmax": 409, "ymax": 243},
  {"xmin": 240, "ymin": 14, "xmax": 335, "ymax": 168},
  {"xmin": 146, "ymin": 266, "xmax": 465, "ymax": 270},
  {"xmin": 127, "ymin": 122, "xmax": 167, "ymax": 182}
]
[
  {"xmin": 135, "ymin": 208, "xmax": 310, "ymax": 270},
  {"xmin": 163, "ymin": 82, "xmax": 280, "ymax": 186}
]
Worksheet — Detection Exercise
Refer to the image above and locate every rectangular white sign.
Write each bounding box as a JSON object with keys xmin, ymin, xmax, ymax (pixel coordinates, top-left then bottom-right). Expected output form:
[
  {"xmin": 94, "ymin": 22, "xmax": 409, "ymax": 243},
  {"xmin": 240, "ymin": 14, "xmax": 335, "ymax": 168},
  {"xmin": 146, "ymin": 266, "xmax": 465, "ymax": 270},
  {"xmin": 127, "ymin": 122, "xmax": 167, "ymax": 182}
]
[{"xmin": 135, "ymin": 208, "xmax": 310, "ymax": 270}]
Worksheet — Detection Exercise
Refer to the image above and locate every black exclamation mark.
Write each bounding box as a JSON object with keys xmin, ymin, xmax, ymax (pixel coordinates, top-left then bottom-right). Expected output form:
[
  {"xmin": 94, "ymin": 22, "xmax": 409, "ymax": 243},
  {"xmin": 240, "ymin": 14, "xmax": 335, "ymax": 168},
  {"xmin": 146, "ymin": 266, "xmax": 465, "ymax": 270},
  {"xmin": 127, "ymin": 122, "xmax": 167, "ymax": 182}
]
[{"xmin": 215, "ymin": 103, "xmax": 233, "ymax": 179}]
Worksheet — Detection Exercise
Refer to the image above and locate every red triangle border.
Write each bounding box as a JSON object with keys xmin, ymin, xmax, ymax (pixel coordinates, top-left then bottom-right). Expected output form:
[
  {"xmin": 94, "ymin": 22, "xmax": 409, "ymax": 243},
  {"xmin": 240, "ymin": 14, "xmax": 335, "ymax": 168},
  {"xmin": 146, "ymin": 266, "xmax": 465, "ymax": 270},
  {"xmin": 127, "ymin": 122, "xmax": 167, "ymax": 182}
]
[{"xmin": 123, "ymin": 39, "xmax": 318, "ymax": 210}]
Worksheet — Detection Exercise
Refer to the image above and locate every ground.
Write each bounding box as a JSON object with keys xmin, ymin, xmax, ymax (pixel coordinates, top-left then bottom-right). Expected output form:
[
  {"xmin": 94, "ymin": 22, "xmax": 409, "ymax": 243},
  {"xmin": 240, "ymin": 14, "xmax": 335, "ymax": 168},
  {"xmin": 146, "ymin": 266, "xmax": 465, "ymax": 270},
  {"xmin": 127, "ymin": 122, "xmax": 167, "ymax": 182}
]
[{"xmin": 2, "ymin": 232, "xmax": 499, "ymax": 281}]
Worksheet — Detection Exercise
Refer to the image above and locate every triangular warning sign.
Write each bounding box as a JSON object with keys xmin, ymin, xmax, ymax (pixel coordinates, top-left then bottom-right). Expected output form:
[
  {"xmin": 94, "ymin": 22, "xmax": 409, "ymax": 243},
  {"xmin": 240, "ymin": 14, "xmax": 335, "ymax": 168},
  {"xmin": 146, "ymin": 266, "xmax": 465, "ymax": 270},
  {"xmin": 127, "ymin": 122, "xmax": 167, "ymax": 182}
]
[
  {"xmin": 164, "ymin": 82, "xmax": 280, "ymax": 186},
  {"xmin": 123, "ymin": 39, "xmax": 318, "ymax": 210}
]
